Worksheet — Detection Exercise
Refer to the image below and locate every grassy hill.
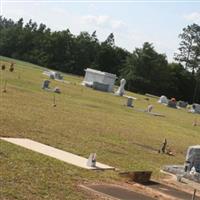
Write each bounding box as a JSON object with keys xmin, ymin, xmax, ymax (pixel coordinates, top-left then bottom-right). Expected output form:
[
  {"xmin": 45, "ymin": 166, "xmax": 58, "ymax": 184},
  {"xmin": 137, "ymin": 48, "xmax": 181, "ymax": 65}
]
[{"xmin": 0, "ymin": 56, "xmax": 200, "ymax": 200}]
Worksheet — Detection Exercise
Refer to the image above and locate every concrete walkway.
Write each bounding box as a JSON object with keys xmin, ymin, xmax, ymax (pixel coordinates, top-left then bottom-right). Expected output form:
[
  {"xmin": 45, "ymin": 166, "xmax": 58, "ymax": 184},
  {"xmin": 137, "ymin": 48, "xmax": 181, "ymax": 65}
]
[{"xmin": 1, "ymin": 137, "xmax": 115, "ymax": 170}]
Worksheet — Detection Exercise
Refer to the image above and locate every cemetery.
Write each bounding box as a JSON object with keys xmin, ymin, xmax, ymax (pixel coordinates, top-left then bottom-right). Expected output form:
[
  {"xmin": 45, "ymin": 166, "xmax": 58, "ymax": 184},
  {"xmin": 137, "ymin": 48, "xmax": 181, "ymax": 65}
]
[{"xmin": 0, "ymin": 56, "xmax": 200, "ymax": 199}]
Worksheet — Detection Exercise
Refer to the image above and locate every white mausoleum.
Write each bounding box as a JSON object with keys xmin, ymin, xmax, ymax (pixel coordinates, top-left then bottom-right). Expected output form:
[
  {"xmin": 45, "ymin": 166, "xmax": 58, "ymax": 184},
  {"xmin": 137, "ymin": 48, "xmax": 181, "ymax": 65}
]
[{"xmin": 82, "ymin": 68, "xmax": 117, "ymax": 92}]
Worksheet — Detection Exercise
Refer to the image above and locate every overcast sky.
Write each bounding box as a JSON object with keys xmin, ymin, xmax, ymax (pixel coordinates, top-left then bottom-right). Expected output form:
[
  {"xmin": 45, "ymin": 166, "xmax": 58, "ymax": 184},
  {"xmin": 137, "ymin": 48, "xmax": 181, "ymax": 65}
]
[{"xmin": 1, "ymin": 0, "xmax": 200, "ymax": 61}]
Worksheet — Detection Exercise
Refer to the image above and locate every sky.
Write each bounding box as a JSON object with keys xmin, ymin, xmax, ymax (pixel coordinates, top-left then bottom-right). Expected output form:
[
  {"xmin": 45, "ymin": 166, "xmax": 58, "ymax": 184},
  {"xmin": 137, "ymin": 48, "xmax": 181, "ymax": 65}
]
[{"xmin": 1, "ymin": 0, "xmax": 200, "ymax": 62}]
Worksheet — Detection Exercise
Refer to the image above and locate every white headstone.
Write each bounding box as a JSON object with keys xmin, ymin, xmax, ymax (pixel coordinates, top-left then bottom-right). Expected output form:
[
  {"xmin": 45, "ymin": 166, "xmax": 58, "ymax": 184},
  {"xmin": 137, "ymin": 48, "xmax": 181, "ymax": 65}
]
[
  {"xmin": 87, "ymin": 153, "xmax": 96, "ymax": 167},
  {"xmin": 158, "ymin": 95, "xmax": 168, "ymax": 104},
  {"xmin": 147, "ymin": 105, "xmax": 153, "ymax": 112},
  {"xmin": 115, "ymin": 79, "xmax": 126, "ymax": 96}
]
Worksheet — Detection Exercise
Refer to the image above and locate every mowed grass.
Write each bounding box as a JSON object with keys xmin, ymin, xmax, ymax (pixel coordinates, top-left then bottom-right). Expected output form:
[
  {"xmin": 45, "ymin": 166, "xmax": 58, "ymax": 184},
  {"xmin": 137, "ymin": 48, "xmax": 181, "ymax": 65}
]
[{"xmin": 0, "ymin": 56, "xmax": 200, "ymax": 199}]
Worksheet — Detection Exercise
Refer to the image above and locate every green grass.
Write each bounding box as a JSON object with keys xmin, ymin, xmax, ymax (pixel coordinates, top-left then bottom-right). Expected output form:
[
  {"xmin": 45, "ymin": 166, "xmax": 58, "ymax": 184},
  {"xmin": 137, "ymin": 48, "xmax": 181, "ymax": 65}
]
[{"xmin": 0, "ymin": 56, "xmax": 200, "ymax": 199}]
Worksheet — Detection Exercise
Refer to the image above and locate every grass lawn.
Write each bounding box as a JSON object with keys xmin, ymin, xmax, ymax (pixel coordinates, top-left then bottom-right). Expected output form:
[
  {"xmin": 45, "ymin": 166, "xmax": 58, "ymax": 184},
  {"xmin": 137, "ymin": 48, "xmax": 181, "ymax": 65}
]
[{"xmin": 0, "ymin": 56, "xmax": 200, "ymax": 199}]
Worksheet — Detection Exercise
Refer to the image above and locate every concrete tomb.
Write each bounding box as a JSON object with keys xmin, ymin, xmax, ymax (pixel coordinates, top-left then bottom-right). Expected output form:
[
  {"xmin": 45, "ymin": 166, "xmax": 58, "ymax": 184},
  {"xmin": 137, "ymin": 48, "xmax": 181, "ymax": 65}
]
[
  {"xmin": 82, "ymin": 68, "xmax": 117, "ymax": 92},
  {"xmin": 158, "ymin": 95, "xmax": 168, "ymax": 104},
  {"xmin": 115, "ymin": 78, "xmax": 126, "ymax": 96},
  {"xmin": 163, "ymin": 145, "xmax": 200, "ymax": 183},
  {"xmin": 185, "ymin": 145, "xmax": 200, "ymax": 173}
]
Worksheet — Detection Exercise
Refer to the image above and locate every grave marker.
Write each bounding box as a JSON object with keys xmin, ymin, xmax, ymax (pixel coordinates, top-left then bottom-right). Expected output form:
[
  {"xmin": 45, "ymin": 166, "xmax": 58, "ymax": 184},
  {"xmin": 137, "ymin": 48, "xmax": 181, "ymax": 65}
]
[
  {"xmin": 115, "ymin": 78, "xmax": 126, "ymax": 96},
  {"xmin": 127, "ymin": 97, "xmax": 134, "ymax": 107},
  {"xmin": 42, "ymin": 80, "xmax": 50, "ymax": 89},
  {"xmin": 87, "ymin": 153, "xmax": 96, "ymax": 167}
]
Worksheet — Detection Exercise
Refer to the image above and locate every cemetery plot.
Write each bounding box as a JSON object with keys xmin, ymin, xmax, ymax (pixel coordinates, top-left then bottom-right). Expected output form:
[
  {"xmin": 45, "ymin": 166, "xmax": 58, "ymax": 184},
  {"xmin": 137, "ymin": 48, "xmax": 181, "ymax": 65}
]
[
  {"xmin": 0, "ymin": 138, "xmax": 115, "ymax": 170},
  {"xmin": 82, "ymin": 184, "xmax": 156, "ymax": 200}
]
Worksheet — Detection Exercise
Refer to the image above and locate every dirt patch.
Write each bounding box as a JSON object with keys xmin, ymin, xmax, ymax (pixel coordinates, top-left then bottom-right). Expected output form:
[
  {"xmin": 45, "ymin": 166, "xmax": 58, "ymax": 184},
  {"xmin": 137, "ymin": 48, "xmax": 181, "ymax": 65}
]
[{"xmin": 141, "ymin": 181, "xmax": 200, "ymax": 200}]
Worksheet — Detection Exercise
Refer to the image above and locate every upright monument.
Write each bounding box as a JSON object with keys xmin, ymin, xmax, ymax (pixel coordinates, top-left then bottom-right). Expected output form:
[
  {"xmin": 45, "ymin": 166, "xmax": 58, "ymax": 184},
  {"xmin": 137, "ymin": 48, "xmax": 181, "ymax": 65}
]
[{"xmin": 115, "ymin": 78, "xmax": 126, "ymax": 96}]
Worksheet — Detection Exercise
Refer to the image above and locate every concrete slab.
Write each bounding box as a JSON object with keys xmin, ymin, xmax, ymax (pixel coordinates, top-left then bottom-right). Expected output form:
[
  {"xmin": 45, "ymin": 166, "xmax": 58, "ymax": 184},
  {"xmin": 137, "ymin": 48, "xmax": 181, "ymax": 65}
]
[
  {"xmin": 123, "ymin": 95, "xmax": 137, "ymax": 100},
  {"xmin": 83, "ymin": 184, "xmax": 155, "ymax": 200},
  {"xmin": 0, "ymin": 137, "xmax": 115, "ymax": 170},
  {"xmin": 133, "ymin": 109, "xmax": 165, "ymax": 117}
]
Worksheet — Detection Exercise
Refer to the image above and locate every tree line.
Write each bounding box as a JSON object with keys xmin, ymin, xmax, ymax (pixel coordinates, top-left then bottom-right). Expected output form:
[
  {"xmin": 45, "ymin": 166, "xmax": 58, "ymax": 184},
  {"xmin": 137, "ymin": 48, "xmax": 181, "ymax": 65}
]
[{"xmin": 0, "ymin": 16, "xmax": 199, "ymax": 103}]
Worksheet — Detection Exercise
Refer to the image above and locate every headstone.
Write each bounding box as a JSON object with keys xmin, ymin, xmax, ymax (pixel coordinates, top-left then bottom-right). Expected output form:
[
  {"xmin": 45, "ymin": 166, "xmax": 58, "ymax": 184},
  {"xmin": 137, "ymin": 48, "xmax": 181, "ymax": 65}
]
[
  {"xmin": 168, "ymin": 98, "xmax": 177, "ymax": 108},
  {"xmin": 47, "ymin": 71, "xmax": 63, "ymax": 80},
  {"xmin": 115, "ymin": 78, "xmax": 126, "ymax": 96},
  {"xmin": 177, "ymin": 101, "xmax": 188, "ymax": 108},
  {"xmin": 43, "ymin": 70, "xmax": 63, "ymax": 80},
  {"xmin": 158, "ymin": 95, "xmax": 168, "ymax": 104},
  {"xmin": 127, "ymin": 97, "xmax": 133, "ymax": 107},
  {"xmin": 192, "ymin": 104, "xmax": 200, "ymax": 114},
  {"xmin": 55, "ymin": 72, "xmax": 63, "ymax": 80},
  {"xmin": 42, "ymin": 80, "xmax": 50, "ymax": 89},
  {"xmin": 53, "ymin": 87, "xmax": 61, "ymax": 94},
  {"xmin": 147, "ymin": 104, "xmax": 153, "ymax": 112},
  {"xmin": 87, "ymin": 153, "xmax": 96, "ymax": 167}
]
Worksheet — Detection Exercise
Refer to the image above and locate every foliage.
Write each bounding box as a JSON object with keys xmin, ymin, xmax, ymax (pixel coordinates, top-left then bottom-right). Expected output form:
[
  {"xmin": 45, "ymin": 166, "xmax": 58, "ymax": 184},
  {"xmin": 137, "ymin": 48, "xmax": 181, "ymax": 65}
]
[
  {"xmin": 175, "ymin": 23, "xmax": 200, "ymax": 73},
  {"xmin": 121, "ymin": 42, "xmax": 169, "ymax": 95},
  {"xmin": 0, "ymin": 16, "xmax": 199, "ymax": 103},
  {"xmin": 175, "ymin": 23, "xmax": 200, "ymax": 102},
  {"xmin": 121, "ymin": 43, "xmax": 197, "ymax": 102}
]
